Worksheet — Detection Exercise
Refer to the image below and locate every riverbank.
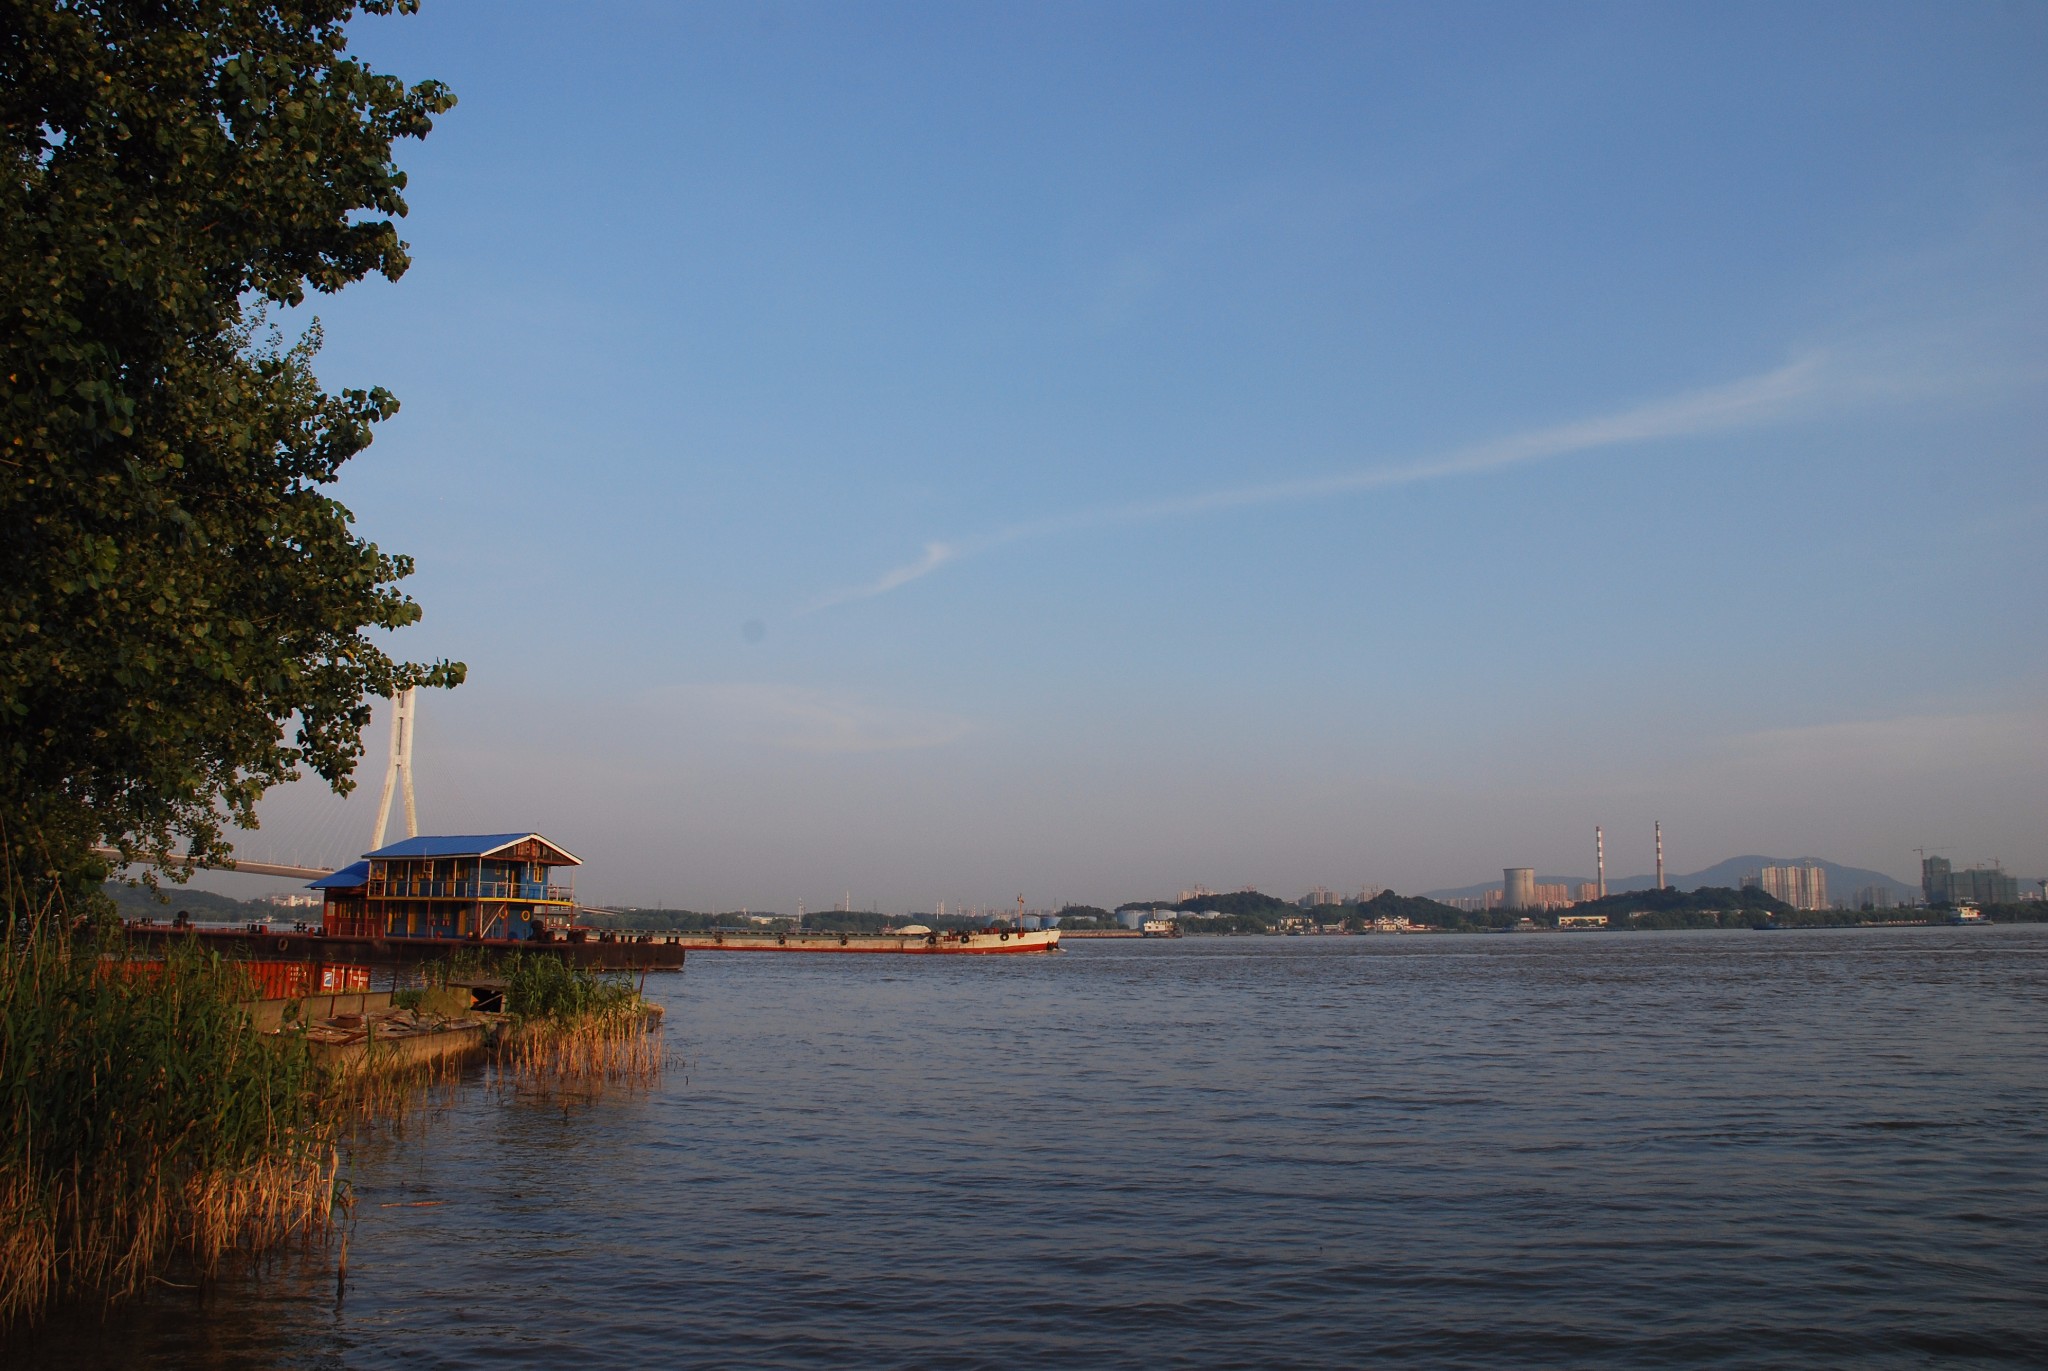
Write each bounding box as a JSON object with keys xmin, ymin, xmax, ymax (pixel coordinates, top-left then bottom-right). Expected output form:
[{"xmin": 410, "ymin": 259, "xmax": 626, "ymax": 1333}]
[
  {"xmin": 0, "ymin": 934, "xmax": 663, "ymax": 1332},
  {"xmin": 1145, "ymin": 913, "xmax": 2026, "ymax": 937}
]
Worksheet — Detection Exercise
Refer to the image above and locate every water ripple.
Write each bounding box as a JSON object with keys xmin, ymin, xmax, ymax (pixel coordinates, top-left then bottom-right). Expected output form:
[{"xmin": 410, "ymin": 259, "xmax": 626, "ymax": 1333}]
[{"xmin": 10, "ymin": 926, "xmax": 2048, "ymax": 1369}]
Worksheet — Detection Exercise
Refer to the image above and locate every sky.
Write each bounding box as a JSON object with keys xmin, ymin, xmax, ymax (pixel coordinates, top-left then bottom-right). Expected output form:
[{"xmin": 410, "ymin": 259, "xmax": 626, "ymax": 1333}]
[{"xmin": 217, "ymin": 0, "xmax": 2047, "ymax": 911}]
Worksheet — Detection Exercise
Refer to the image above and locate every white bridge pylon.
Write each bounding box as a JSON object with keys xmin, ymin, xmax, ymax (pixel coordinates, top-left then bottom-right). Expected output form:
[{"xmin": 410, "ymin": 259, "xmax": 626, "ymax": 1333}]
[{"xmin": 369, "ymin": 686, "xmax": 419, "ymax": 852}]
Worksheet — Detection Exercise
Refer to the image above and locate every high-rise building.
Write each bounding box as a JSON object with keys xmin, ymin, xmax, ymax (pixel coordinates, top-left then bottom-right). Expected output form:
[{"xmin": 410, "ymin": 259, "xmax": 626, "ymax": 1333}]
[
  {"xmin": 1922, "ymin": 856, "xmax": 2018, "ymax": 906},
  {"xmin": 1574, "ymin": 882, "xmax": 1600, "ymax": 904},
  {"xmin": 1950, "ymin": 866, "xmax": 2019, "ymax": 905},
  {"xmin": 1503, "ymin": 867, "xmax": 1536, "ymax": 912},
  {"xmin": 1533, "ymin": 883, "xmax": 1572, "ymax": 908},
  {"xmin": 1921, "ymin": 856, "xmax": 1952, "ymax": 905},
  {"xmin": 1759, "ymin": 865, "xmax": 1828, "ymax": 910}
]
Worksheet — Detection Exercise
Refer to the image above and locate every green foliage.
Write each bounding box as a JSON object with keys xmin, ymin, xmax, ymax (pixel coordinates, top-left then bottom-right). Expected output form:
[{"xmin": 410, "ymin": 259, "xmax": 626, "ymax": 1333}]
[
  {"xmin": 1175, "ymin": 911, "xmax": 1272, "ymax": 935},
  {"xmin": 1055, "ymin": 905, "xmax": 1120, "ymax": 930},
  {"xmin": 1564, "ymin": 885, "xmax": 1791, "ymax": 928},
  {"xmin": 581, "ymin": 907, "xmax": 719, "ymax": 932},
  {"xmin": 0, "ymin": 0, "xmax": 460, "ymax": 919},
  {"xmin": 1347, "ymin": 890, "xmax": 1465, "ymax": 926},
  {"xmin": 391, "ymin": 984, "xmax": 469, "ymax": 1017},
  {"xmin": 1170, "ymin": 890, "xmax": 1295, "ymax": 917},
  {"xmin": 416, "ymin": 946, "xmax": 645, "ymax": 1021},
  {"xmin": 1972, "ymin": 902, "xmax": 2048, "ymax": 924},
  {"xmin": 100, "ymin": 879, "xmax": 282, "ymax": 924},
  {"xmin": 1615, "ymin": 884, "xmax": 1787, "ymax": 915},
  {"xmin": 502, "ymin": 953, "xmax": 640, "ymax": 1024},
  {"xmin": 803, "ymin": 910, "xmax": 898, "ymax": 934},
  {"xmin": 1168, "ymin": 889, "xmax": 1464, "ymax": 933}
]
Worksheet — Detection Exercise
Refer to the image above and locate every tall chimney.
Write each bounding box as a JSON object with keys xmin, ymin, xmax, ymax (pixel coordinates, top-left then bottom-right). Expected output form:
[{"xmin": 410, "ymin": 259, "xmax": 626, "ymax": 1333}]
[
  {"xmin": 1655, "ymin": 821, "xmax": 1665, "ymax": 891},
  {"xmin": 1596, "ymin": 826, "xmax": 1606, "ymax": 899}
]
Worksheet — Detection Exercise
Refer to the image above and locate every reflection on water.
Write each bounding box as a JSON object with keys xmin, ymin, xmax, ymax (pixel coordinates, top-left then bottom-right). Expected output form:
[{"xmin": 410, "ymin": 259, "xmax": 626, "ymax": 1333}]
[{"xmin": 11, "ymin": 927, "xmax": 2048, "ymax": 1369}]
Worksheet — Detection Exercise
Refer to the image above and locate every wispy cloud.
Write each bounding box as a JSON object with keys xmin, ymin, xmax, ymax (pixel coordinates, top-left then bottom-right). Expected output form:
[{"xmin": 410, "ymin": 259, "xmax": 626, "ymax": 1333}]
[
  {"xmin": 660, "ymin": 683, "xmax": 971, "ymax": 754},
  {"xmin": 807, "ymin": 541, "xmax": 959, "ymax": 614},
  {"xmin": 811, "ymin": 354, "xmax": 1834, "ymax": 610}
]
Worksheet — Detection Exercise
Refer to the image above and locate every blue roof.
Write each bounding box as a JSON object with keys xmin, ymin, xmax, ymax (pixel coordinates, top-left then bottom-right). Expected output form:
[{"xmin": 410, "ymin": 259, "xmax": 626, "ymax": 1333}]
[
  {"xmin": 360, "ymin": 833, "xmax": 581, "ymax": 864},
  {"xmin": 309, "ymin": 861, "xmax": 371, "ymax": 890}
]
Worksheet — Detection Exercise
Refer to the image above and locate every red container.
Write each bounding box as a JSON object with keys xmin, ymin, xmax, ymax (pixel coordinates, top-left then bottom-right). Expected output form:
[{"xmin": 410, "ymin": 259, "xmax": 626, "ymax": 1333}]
[
  {"xmin": 242, "ymin": 961, "xmax": 312, "ymax": 1000},
  {"xmin": 318, "ymin": 964, "xmax": 371, "ymax": 993}
]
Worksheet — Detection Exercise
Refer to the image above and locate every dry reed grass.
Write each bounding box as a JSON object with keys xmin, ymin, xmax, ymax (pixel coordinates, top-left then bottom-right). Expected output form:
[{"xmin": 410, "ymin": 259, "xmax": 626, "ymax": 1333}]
[
  {"xmin": 497, "ymin": 952, "xmax": 666, "ymax": 1090},
  {"xmin": 1, "ymin": 936, "xmax": 667, "ymax": 1330},
  {"xmin": 0, "ymin": 933, "xmax": 339, "ymax": 1328},
  {"xmin": 491, "ymin": 1005, "xmax": 667, "ymax": 1098}
]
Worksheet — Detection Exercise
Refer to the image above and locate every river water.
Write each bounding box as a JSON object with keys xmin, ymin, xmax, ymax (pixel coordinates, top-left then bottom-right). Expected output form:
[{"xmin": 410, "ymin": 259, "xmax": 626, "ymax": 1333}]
[{"xmin": 12, "ymin": 926, "xmax": 2048, "ymax": 1368}]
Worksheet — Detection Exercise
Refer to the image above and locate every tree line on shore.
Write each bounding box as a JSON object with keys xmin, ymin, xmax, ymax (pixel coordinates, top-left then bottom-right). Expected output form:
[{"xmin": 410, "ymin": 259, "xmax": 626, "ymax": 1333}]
[{"xmin": 583, "ymin": 884, "xmax": 2048, "ymax": 936}]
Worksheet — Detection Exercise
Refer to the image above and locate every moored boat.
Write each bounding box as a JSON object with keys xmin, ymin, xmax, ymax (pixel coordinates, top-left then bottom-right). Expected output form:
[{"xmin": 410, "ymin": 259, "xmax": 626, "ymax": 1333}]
[{"xmin": 660, "ymin": 925, "xmax": 1060, "ymax": 954}]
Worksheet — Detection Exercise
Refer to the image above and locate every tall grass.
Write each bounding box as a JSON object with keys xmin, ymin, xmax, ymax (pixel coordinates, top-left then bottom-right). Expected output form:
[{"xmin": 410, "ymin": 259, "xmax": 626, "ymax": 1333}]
[
  {"xmin": 0, "ymin": 934, "xmax": 336, "ymax": 1326},
  {"xmin": 0, "ymin": 938, "xmax": 668, "ymax": 1328},
  {"xmin": 492, "ymin": 953, "xmax": 665, "ymax": 1092}
]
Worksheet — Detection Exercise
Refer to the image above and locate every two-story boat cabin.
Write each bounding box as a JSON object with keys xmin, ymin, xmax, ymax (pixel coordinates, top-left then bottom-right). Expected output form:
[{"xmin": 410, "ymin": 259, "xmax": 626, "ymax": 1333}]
[{"xmin": 312, "ymin": 833, "xmax": 579, "ymax": 942}]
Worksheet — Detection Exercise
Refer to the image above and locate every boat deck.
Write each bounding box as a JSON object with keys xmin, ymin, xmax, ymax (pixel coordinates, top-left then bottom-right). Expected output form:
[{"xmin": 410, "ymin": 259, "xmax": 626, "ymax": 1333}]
[
  {"xmin": 123, "ymin": 924, "xmax": 687, "ymax": 972},
  {"xmin": 662, "ymin": 928, "xmax": 1060, "ymax": 954}
]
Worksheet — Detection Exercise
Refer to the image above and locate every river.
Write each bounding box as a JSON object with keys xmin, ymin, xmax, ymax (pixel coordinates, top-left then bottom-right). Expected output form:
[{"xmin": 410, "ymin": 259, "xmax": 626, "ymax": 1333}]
[{"xmin": 12, "ymin": 925, "xmax": 2047, "ymax": 1368}]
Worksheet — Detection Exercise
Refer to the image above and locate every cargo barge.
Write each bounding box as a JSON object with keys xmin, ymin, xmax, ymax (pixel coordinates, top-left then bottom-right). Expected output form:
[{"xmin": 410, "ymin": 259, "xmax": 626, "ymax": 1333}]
[
  {"xmin": 663, "ymin": 926, "xmax": 1059, "ymax": 954},
  {"xmin": 122, "ymin": 921, "xmax": 687, "ymax": 973}
]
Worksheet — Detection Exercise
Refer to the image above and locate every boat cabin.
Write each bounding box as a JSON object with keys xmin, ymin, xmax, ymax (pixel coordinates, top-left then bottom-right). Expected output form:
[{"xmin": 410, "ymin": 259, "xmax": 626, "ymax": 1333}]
[{"xmin": 312, "ymin": 833, "xmax": 580, "ymax": 942}]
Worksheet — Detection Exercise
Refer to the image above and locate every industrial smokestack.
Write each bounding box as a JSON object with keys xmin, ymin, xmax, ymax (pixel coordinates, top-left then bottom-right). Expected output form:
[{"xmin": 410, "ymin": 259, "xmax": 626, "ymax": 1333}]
[
  {"xmin": 1655, "ymin": 821, "xmax": 1665, "ymax": 891},
  {"xmin": 1504, "ymin": 867, "xmax": 1536, "ymax": 912},
  {"xmin": 1596, "ymin": 826, "xmax": 1606, "ymax": 899}
]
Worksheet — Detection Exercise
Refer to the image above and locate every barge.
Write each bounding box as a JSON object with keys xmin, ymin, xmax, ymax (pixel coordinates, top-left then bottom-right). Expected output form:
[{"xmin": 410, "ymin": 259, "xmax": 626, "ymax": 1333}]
[
  {"xmin": 122, "ymin": 921, "xmax": 687, "ymax": 973},
  {"xmin": 662, "ymin": 926, "xmax": 1059, "ymax": 954}
]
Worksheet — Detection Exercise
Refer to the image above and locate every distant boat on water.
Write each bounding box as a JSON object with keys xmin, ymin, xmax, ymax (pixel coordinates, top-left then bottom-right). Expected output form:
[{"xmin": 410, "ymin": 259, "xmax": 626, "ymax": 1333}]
[{"xmin": 653, "ymin": 926, "xmax": 1061, "ymax": 955}]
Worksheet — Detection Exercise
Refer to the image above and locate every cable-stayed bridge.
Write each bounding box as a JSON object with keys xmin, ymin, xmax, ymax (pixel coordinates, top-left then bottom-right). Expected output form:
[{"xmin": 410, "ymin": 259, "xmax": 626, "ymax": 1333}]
[{"xmin": 104, "ymin": 688, "xmax": 424, "ymax": 884}]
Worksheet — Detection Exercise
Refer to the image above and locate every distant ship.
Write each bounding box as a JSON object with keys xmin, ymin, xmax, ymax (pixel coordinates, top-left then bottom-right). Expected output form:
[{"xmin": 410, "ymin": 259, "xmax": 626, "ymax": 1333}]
[
  {"xmin": 655, "ymin": 925, "xmax": 1060, "ymax": 954},
  {"xmin": 1141, "ymin": 918, "xmax": 1181, "ymax": 938}
]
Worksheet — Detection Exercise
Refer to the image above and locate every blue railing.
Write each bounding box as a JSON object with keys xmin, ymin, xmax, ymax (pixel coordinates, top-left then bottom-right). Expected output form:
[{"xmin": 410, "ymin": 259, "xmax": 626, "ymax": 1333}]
[{"xmin": 367, "ymin": 879, "xmax": 574, "ymax": 902}]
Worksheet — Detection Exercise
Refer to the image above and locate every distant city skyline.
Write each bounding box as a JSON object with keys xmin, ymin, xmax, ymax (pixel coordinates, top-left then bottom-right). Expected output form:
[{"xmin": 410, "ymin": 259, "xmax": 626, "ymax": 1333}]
[{"xmin": 161, "ymin": 3, "xmax": 2041, "ymax": 909}]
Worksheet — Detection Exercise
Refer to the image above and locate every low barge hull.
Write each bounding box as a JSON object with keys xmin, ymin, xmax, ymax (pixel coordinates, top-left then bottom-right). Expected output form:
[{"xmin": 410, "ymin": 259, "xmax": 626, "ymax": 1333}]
[
  {"xmin": 124, "ymin": 925, "xmax": 687, "ymax": 972},
  {"xmin": 668, "ymin": 929, "xmax": 1061, "ymax": 954}
]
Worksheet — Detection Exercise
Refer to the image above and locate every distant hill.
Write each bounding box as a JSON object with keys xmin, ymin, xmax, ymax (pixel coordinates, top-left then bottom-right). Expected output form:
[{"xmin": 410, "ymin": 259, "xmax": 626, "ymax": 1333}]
[
  {"xmin": 1425, "ymin": 856, "xmax": 1919, "ymax": 904},
  {"xmin": 1115, "ymin": 891, "xmax": 1298, "ymax": 916},
  {"xmin": 102, "ymin": 882, "xmax": 279, "ymax": 922}
]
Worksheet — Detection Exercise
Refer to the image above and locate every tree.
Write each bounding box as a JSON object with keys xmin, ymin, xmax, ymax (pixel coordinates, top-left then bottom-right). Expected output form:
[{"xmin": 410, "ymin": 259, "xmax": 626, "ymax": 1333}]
[{"xmin": 0, "ymin": 1, "xmax": 462, "ymax": 921}]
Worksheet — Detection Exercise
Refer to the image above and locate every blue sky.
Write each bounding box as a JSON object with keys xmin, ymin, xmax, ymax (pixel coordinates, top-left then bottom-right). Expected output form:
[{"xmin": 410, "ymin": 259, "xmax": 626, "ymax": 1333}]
[{"xmin": 231, "ymin": 1, "xmax": 2046, "ymax": 909}]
